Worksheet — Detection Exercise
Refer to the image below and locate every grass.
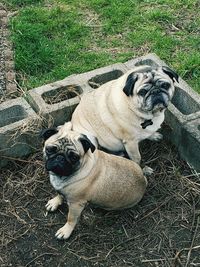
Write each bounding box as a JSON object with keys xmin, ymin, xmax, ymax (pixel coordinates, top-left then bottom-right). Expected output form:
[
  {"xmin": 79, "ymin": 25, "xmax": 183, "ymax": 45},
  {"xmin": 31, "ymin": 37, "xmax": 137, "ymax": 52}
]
[{"xmin": 3, "ymin": 0, "xmax": 200, "ymax": 92}]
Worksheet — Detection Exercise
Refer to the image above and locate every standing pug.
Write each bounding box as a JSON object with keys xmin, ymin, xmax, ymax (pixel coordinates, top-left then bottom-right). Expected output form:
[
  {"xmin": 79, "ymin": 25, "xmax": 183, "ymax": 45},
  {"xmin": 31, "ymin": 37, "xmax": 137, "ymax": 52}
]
[
  {"xmin": 41, "ymin": 123, "xmax": 148, "ymax": 240},
  {"xmin": 72, "ymin": 65, "xmax": 178, "ymax": 164}
]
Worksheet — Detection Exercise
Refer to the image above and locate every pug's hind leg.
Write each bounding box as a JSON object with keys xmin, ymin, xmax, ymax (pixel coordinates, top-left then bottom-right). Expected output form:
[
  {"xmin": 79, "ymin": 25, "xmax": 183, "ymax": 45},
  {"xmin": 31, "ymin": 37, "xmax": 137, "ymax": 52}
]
[
  {"xmin": 46, "ymin": 194, "xmax": 63, "ymax": 212},
  {"xmin": 148, "ymin": 132, "xmax": 163, "ymax": 141},
  {"xmin": 55, "ymin": 202, "xmax": 85, "ymax": 240}
]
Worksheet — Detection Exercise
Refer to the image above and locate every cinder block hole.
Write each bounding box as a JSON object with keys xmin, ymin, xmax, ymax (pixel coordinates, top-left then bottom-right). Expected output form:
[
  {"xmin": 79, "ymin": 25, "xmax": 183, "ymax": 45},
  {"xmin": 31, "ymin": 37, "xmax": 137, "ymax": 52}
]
[
  {"xmin": 42, "ymin": 85, "xmax": 83, "ymax": 104},
  {"xmin": 0, "ymin": 105, "xmax": 27, "ymax": 127},
  {"xmin": 172, "ymin": 87, "xmax": 200, "ymax": 115},
  {"xmin": 88, "ymin": 69, "xmax": 124, "ymax": 89},
  {"xmin": 135, "ymin": 59, "xmax": 159, "ymax": 68}
]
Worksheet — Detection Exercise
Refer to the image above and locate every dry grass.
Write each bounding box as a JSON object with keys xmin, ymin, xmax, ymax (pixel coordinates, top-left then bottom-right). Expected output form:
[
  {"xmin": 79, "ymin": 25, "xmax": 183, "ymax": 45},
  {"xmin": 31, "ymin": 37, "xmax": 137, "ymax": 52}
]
[
  {"xmin": 0, "ymin": 132, "xmax": 200, "ymax": 267},
  {"xmin": 42, "ymin": 85, "xmax": 82, "ymax": 105}
]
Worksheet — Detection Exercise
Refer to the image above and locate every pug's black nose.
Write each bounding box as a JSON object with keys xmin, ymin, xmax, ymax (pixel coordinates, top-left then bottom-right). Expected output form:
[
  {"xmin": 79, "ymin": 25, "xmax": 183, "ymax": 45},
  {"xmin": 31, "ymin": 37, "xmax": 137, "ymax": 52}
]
[
  {"xmin": 46, "ymin": 145, "xmax": 58, "ymax": 154},
  {"xmin": 152, "ymin": 88, "xmax": 160, "ymax": 94},
  {"xmin": 56, "ymin": 155, "xmax": 65, "ymax": 163}
]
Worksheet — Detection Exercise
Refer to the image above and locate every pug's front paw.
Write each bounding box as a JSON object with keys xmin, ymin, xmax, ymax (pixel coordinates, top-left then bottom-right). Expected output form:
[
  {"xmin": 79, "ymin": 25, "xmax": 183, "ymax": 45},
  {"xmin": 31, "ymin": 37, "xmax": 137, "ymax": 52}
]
[
  {"xmin": 46, "ymin": 195, "xmax": 63, "ymax": 212},
  {"xmin": 55, "ymin": 223, "xmax": 74, "ymax": 240},
  {"xmin": 148, "ymin": 132, "xmax": 163, "ymax": 141},
  {"xmin": 142, "ymin": 166, "xmax": 154, "ymax": 176}
]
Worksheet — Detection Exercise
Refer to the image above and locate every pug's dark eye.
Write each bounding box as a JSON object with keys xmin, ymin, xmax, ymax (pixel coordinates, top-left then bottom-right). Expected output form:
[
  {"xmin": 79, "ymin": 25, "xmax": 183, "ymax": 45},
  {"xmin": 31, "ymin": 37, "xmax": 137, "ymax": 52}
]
[
  {"xmin": 46, "ymin": 145, "xmax": 58, "ymax": 154},
  {"xmin": 138, "ymin": 89, "xmax": 148, "ymax": 97},
  {"xmin": 68, "ymin": 151, "xmax": 80, "ymax": 163},
  {"xmin": 161, "ymin": 82, "xmax": 170, "ymax": 90}
]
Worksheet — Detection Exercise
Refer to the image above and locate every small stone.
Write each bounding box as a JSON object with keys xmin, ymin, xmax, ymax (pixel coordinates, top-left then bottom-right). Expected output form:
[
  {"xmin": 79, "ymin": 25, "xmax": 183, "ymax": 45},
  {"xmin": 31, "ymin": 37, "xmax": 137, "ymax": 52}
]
[
  {"xmin": 4, "ymin": 49, "xmax": 13, "ymax": 60},
  {"xmin": 0, "ymin": 10, "xmax": 7, "ymax": 18},
  {"xmin": 6, "ymin": 72, "xmax": 15, "ymax": 82},
  {"xmin": 6, "ymin": 82, "xmax": 17, "ymax": 94},
  {"xmin": 5, "ymin": 61, "xmax": 14, "ymax": 71},
  {"xmin": 3, "ymin": 29, "xmax": 10, "ymax": 37},
  {"xmin": 0, "ymin": 17, "xmax": 7, "ymax": 26}
]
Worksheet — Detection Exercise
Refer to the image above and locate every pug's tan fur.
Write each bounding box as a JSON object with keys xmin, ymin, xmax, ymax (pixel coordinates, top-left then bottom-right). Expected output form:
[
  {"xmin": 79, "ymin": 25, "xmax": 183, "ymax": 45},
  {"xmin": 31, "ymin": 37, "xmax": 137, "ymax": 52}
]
[
  {"xmin": 43, "ymin": 123, "xmax": 147, "ymax": 239},
  {"xmin": 72, "ymin": 65, "xmax": 178, "ymax": 163}
]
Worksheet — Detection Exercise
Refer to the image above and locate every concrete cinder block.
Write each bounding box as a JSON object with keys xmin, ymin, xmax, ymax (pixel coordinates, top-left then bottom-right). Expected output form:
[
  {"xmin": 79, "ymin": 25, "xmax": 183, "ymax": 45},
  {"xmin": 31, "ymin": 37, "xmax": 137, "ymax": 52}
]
[
  {"xmin": 78, "ymin": 63, "xmax": 128, "ymax": 89},
  {"xmin": 26, "ymin": 53, "xmax": 200, "ymax": 170},
  {"xmin": 27, "ymin": 76, "xmax": 89, "ymax": 126},
  {"xmin": 179, "ymin": 118, "xmax": 200, "ymax": 172},
  {"xmin": 1, "ymin": 53, "xmax": 199, "ymax": 171},
  {"xmin": 0, "ymin": 98, "xmax": 40, "ymax": 167},
  {"xmin": 165, "ymin": 84, "xmax": 200, "ymax": 146},
  {"xmin": 124, "ymin": 53, "xmax": 161, "ymax": 69},
  {"xmin": 27, "ymin": 63, "xmax": 128, "ymax": 126}
]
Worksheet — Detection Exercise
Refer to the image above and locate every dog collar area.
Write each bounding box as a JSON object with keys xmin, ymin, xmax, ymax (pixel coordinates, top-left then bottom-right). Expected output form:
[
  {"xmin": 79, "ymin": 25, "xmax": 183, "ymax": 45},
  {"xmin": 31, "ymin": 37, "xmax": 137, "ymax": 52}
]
[{"xmin": 141, "ymin": 119, "xmax": 153, "ymax": 129}]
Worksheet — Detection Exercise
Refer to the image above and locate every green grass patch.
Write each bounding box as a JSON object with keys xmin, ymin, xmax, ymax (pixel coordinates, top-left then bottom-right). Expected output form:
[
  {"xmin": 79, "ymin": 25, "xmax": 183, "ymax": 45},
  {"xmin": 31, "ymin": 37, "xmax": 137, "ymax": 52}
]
[{"xmin": 3, "ymin": 0, "xmax": 200, "ymax": 92}]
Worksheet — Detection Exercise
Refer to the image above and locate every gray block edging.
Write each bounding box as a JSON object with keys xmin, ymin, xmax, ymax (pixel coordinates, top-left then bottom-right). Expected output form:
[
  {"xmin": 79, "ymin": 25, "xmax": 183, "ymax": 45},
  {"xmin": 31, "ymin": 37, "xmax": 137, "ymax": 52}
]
[
  {"xmin": 0, "ymin": 53, "xmax": 199, "ymax": 171},
  {"xmin": 0, "ymin": 97, "xmax": 40, "ymax": 167}
]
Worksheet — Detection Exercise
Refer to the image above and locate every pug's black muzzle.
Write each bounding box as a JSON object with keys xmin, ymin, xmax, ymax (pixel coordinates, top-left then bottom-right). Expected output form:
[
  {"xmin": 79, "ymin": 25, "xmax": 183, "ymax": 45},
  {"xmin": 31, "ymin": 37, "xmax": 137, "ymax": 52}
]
[
  {"xmin": 152, "ymin": 93, "xmax": 168, "ymax": 107},
  {"xmin": 149, "ymin": 87, "xmax": 169, "ymax": 109},
  {"xmin": 45, "ymin": 154, "xmax": 73, "ymax": 177}
]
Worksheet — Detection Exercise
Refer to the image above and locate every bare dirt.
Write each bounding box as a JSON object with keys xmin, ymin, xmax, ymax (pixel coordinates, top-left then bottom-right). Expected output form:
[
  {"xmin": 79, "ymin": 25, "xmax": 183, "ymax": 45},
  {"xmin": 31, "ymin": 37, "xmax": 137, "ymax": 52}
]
[{"xmin": 1, "ymin": 134, "xmax": 200, "ymax": 267}]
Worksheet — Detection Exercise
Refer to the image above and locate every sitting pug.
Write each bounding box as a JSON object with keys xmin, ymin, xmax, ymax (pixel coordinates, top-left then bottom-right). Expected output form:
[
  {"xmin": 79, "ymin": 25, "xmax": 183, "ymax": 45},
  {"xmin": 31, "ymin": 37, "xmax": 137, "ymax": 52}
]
[
  {"xmin": 41, "ymin": 122, "xmax": 148, "ymax": 240},
  {"xmin": 71, "ymin": 65, "xmax": 178, "ymax": 164}
]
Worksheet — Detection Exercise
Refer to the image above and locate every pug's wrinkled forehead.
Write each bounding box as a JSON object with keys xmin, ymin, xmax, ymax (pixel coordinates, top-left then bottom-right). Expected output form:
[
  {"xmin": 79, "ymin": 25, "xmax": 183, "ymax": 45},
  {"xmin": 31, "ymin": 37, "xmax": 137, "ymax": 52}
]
[
  {"xmin": 40, "ymin": 122, "xmax": 96, "ymax": 154},
  {"xmin": 130, "ymin": 65, "xmax": 179, "ymax": 82},
  {"xmin": 41, "ymin": 122, "xmax": 80, "ymax": 150},
  {"xmin": 123, "ymin": 65, "xmax": 178, "ymax": 97},
  {"xmin": 132, "ymin": 65, "xmax": 153, "ymax": 74}
]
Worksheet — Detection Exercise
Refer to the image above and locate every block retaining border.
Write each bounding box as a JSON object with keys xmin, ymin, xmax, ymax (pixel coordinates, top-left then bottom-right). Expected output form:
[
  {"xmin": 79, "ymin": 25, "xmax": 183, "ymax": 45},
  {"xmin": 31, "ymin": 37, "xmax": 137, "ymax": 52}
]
[
  {"xmin": 0, "ymin": 97, "xmax": 41, "ymax": 167},
  {"xmin": 0, "ymin": 53, "xmax": 199, "ymax": 171}
]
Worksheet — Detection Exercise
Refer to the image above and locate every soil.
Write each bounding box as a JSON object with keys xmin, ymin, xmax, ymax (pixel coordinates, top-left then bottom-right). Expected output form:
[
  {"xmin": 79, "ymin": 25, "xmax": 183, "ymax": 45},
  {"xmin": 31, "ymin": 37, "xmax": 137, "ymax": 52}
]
[{"xmin": 1, "ymin": 136, "xmax": 200, "ymax": 267}]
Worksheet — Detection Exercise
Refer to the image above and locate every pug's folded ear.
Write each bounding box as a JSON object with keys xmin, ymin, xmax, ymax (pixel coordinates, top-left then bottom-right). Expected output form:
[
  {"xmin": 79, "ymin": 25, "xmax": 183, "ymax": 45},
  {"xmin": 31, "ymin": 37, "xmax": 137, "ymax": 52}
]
[
  {"xmin": 39, "ymin": 128, "xmax": 58, "ymax": 141},
  {"xmin": 62, "ymin": 121, "xmax": 72, "ymax": 131},
  {"xmin": 123, "ymin": 73, "xmax": 138, "ymax": 96},
  {"xmin": 79, "ymin": 134, "xmax": 96, "ymax": 153},
  {"xmin": 162, "ymin": 66, "xmax": 179, "ymax": 83}
]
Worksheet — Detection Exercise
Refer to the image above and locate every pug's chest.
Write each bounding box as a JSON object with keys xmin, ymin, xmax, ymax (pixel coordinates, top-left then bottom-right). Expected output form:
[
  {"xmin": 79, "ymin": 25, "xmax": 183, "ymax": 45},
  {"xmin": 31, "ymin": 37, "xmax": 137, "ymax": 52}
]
[
  {"xmin": 49, "ymin": 173, "xmax": 67, "ymax": 191},
  {"xmin": 49, "ymin": 173, "xmax": 87, "ymax": 200},
  {"xmin": 137, "ymin": 113, "xmax": 165, "ymax": 140}
]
